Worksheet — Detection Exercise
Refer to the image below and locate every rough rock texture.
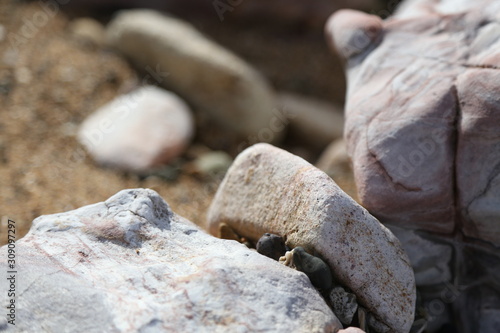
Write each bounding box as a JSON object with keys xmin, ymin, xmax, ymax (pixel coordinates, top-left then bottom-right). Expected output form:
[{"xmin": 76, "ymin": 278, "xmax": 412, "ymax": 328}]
[
  {"xmin": 106, "ymin": 9, "xmax": 281, "ymax": 141},
  {"xmin": 0, "ymin": 189, "xmax": 342, "ymax": 332},
  {"xmin": 325, "ymin": 2, "xmax": 500, "ymax": 243},
  {"xmin": 326, "ymin": 1, "xmax": 500, "ymax": 331},
  {"xmin": 207, "ymin": 143, "xmax": 416, "ymax": 333},
  {"xmin": 277, "ymin": 92, "xmax": 344, "ymax": 149},
  {"xmin": 78, "ymin": 86, "xmax": 193, "ymax": 172}
]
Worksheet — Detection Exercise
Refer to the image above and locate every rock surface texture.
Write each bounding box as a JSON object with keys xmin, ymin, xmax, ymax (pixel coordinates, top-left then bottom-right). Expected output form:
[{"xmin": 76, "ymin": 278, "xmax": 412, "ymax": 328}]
[
  {"xmin": 106, "ymin": 9, "xmax": 280, "ymax": 141},
  {"xmin": 207, "ymin": 143, "xmax": 416, "ymax": 333},
  {"xmin": 78, "ymin": 86, "xmax": 193, "ymax": 172},
  {"xmin": 326, "ymin": 1, "xmax": 500, "ymax": 331},
  {"xmin": 0, "ymin": 189, "xmax": 343, "ymax": 332}
]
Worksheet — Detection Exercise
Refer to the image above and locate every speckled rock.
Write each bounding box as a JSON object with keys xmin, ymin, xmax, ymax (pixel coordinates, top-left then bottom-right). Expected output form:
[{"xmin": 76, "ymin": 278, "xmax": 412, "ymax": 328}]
[
  {"xmin": 207, "ymin": 143, "xmax": 416, "ymax": 333},
  {"xmin": 0, "ymin": 189, "xmax": 342, "ymax": 332},
  {"xmin": 78, "ymin": 86, "xmax": 193, "ymax": 172},
  {"xmin": 325, "ymin": 1, "xmax": 500, "ymax": 331},
  {"xmin": 329, "ymin": 286, "xmax": 358, "ymax": 326},
  {"xmin": 106, "ymin": 9, "xmax": 280, "ymax": 141}
]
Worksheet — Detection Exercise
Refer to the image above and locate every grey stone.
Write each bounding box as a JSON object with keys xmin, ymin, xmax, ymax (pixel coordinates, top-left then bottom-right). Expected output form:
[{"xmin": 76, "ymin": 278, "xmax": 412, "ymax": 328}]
[
  {"xmin": 106, "ymin": 9, "xmax": 281, "ymax": 141},
  {"xmin": 292, "ymin": 247, "xmax": 333, "ymax": 290},
  {"xmin": 0, "ymin": 189, "xmax": 342, "ymax": 332},
  {"xmin": 329, "ymin": 286, "xmax": 358, "ymax": 326},
  {"xmin": 207, "ymin": 143, "xmax": 416, "ymax": 333},
  {"xmin": 256, "ymin": 233, "xmax": 287, "ymax": 261}
]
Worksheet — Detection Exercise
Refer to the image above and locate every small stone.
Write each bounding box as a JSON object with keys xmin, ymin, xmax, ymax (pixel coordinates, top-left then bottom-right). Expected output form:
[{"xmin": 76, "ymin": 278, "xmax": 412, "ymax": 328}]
[
  {"xmin": 329, "ymin": 286, "xmax": 358, "ymax": 326},
  {"xmin": 68, "ymin": 17, "xmax": 106, "ymax": 47},
  {"xmin": 219, "ymin": 223, "xmax": 240, "ymax": 242},
  {"xmin": 193, "ymin": 151, "xmax": 232, "ymax": 178},
  {"xmin": 338, "ymin": 328, "xmax": 366, "ymax": 333},
  {"xmin": 292, "ymin": 247, "xmax": 333, "ymax": 290},
  {"xmin": 78, "ymin": 86, "xmax": 194, "ymax": 172},
  {"xmin": 256, "ymin": 233, "xmax": 286, "ymax": 261}
]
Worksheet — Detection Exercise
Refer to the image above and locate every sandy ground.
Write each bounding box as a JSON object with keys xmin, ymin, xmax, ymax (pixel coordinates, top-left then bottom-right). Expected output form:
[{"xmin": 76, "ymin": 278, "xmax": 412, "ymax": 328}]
[{"xmin": 0, "ymin": 1, "xmax": 356, "ymax": 245}]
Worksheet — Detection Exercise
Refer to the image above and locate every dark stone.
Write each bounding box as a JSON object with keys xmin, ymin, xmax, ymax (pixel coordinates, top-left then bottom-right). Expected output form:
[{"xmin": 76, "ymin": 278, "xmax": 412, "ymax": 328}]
[
  {"xmin": 256, "ymin": 233, "xmax": 287, "ymax": 261},
  {"xmin": 292, "ymin": 247, "xmax": 333, "ymax": 290}
]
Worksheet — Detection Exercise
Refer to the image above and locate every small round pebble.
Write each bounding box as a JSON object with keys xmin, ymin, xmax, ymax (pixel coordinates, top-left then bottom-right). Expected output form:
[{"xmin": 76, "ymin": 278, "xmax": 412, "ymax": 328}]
[
  {"xmin": 256, "ymin": 233, "xmax": 286, "ymax": 261},
  {"xmin": 292, "ymin": 247, "xmax": 333, "ymax": 290}
]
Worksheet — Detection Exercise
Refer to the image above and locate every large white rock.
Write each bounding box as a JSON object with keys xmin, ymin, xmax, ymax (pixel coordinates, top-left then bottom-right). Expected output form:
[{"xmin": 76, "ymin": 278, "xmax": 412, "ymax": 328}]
[
  {"xmin": 78, "ymin": 86, "xmax": 193, "ymax": 172},
  {"xmin": 0, "ymin": 188, "xmax": 341, "ymax": 332},
  {"xmin": 207, "ymin": 143, "xmax": 416, "ymax": 333},
  {"xmin": 106, "ymin": 9, "xmax": 280, "ymax": 141}
]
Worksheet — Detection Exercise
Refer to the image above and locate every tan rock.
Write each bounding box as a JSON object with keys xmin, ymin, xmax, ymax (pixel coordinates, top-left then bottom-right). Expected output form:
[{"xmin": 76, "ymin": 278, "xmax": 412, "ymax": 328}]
[{"xmin": 207, "ymin": 143, "xmax": 416, "ymax": 333}]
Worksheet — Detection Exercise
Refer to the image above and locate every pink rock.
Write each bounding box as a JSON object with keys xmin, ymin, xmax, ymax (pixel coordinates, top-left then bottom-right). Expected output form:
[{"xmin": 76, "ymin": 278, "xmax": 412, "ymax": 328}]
[
  {"xmin": 326, "ymin": 2, "xmax": 500, "ymax": 244},
  {"xmin": 78, "ymin": 86, "xmax": 193, "ymax": 172}
]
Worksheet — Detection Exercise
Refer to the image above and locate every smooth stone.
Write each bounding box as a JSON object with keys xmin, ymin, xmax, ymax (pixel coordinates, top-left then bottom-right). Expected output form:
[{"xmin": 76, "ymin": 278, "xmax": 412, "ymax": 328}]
[
  {"xmin": 106, "ymin": 9, "xmax": 281, "ymax": 141},
  {"xmin": 0, "ymin": 189, "xmax": 342, "ymax": 332},
  {"xmin": 78, "ymin": 85, "xmax": 193, "ymax": 172},
  {"xmin": 338, "ymin": 328, "xmax": 366, "ymax": 333},
  {"xmin": 256, "ymin": 233, "xmax": 287, "ymax": 261},
  {"xmin": 277, "ymin": 92, "xmax": 344, "ymax": 149},
  {"xmin": 292, "ymin": 247, "xmax": 333, "ymax": 290},
  {"xmin": 329, "ymin": 286, "xmax": 358, "ymax": 326},
  {"xmin": 207, "ymin": 143, "xmax": 416, "ymax": 333}
]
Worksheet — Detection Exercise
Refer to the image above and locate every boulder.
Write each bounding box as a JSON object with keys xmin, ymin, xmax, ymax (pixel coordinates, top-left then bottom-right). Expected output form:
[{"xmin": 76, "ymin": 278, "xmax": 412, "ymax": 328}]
[
  {"xmin": 325, "ymin": 2, "xmax": 500, "ymax": 243},
  {"xmin": 0, "ymin": 189, "xmax": 342, "ymax": 332},
  {"xmin": 106, "ymin": 9, "xmax": 281, "ymax": 142},
  {"xmin": 207, "ymin": 143, "xmax": 416, "ymax": 333},
  {"xmin": 78, "ymin": 85, "xmax": 193, "ymax": 172}
]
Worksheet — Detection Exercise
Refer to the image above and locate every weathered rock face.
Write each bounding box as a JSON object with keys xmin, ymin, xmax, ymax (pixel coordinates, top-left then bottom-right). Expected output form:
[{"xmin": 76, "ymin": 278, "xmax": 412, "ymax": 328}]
[
  {"xmin": 325, "ymin": 1, "xmax": 500, "ymax": 244},
  {"xmin": 106, "ymin": 9, "xmax": 281, "ymax": 142},
  {"xmin": 78, "ymin": 86, "xmax": 193, "ymax": 172},
  {"xmin": 0, "ymin": 189, "xmax": 342, "ymax": 332},
  {"xmin": 326, "ymin": 1, "xmax": 500, "ymax": 331},
  {"xmin": 207, "ymin": 143, "xmax": 416, "ymax": 333}
]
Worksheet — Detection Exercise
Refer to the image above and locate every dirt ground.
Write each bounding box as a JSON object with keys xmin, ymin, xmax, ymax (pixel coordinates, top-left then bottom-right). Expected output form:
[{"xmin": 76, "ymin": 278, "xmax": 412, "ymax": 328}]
[{"xmin": 0, "ymin": 1, "xmax": 356, "ymax": 245}]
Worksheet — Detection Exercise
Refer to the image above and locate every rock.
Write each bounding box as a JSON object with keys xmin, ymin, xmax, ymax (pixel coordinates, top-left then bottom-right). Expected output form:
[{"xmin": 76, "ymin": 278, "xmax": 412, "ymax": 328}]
[
  {"xmin": 325, "ymin": 2, "xmax": 500, "ymax": 330},
  {"xmin": 0, "ymin": 188, "xmax": 342, "ymax": 332},
  {"xmin": 106, "ymin": 9, "xmax": 281, "ymax": 142},
  {"xmin": 218, "ymin": 222, "xmax": 241, "ymax": 242},
  {"xmin": 325, "ymin": 2, "xmax": 500, "ymax": 242},
  {"xmin": 68, "ymin": 17, "xmax": 106, "ymax": 47},
  {"xmin": 338, "ymin": 328, "xmax": 366, "ymax": 333},
  {"xmin": 78, "ymin": 85, "xmax": 193, "ymax": 172},
  {"xmin": 329, "ymin": 286, "xmax": 358, "ymax": 325},
  {"xmin": 256, "ymin": 233, "xmax": 287, "ymax": 261},
  {"xmin": 207, "ymin": 143, "xmax": 416, "ymax": 333},
  {"xmin": 292, "ymin": 247, "xmax": 333, "ymax": 290},
  {"xmin": 277, "ymin": 92, "xmax": 344, "ymax": 148},
  {"xmin": 192, "ymin": 151, "xmax": 233, "ymax": 177}
]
